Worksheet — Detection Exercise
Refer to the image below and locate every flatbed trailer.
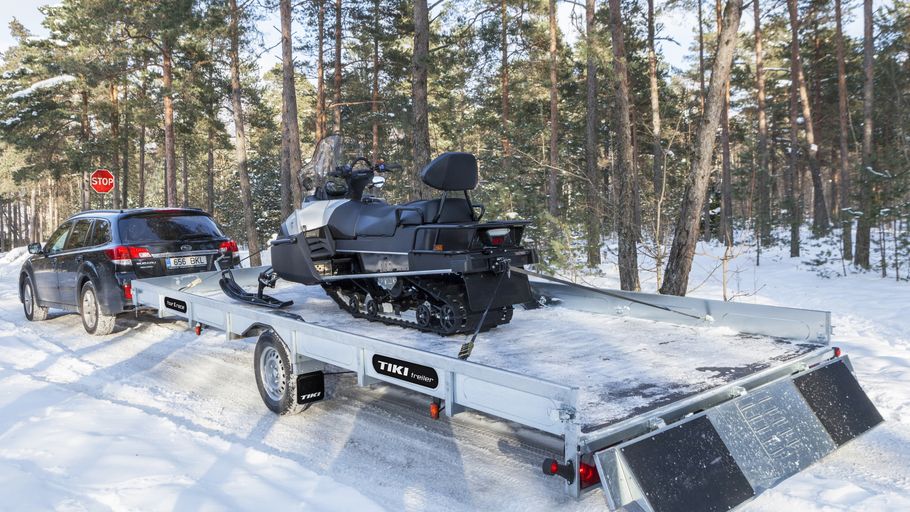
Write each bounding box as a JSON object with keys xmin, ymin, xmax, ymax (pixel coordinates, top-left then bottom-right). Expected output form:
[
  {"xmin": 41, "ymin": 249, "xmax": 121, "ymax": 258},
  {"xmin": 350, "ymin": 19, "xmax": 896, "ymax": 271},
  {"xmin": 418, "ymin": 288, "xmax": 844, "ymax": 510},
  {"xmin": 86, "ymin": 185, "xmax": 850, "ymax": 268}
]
[{"xmin": 131, "ymin": 267, "xmax": 883, "ymax": 511}]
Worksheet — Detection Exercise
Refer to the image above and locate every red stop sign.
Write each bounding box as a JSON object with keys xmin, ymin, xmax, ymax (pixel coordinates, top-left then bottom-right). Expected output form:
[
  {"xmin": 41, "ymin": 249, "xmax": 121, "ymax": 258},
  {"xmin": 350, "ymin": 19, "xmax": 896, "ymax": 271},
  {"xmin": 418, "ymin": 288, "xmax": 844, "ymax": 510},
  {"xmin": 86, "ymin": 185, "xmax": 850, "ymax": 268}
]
[{"xmin": 90, "ymin": 169, "xmax": 115, "ymax": 194}]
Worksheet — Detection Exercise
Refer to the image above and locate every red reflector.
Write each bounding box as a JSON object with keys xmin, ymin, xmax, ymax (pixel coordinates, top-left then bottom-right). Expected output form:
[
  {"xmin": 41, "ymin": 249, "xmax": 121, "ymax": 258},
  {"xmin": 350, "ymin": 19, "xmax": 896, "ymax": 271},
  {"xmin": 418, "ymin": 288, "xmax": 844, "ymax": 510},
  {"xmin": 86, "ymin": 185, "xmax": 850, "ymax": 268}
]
[
  {"xmin": 429, "ymin": 402, "xmax": 441, "ymax": 420},
  {"xmin": 220, "ymin": 240, "xmax": 239, "ymax": 252},
  {"xmin": 578, "ymin": 462, "xmax": 599, "ymax": 488},
  {"xmin": 550, "ymin": 461, "xmax": 559, "ymax": 475},
  {"xmin": 833, "ymin": 346, "xmax": 842, "ymax": 358},
  {"xmin": 122, "ymin": 282, "xmax": 132, "ymax": 300}
]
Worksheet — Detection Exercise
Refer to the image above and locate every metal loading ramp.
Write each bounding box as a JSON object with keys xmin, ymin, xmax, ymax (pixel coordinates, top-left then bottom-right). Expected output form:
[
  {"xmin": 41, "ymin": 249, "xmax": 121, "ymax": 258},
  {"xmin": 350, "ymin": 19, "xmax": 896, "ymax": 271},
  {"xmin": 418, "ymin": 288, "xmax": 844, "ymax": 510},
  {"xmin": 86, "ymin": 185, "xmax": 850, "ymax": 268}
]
[{"xmin": 594, "ymin": 358, "xmax": 883, "ymax": 512}]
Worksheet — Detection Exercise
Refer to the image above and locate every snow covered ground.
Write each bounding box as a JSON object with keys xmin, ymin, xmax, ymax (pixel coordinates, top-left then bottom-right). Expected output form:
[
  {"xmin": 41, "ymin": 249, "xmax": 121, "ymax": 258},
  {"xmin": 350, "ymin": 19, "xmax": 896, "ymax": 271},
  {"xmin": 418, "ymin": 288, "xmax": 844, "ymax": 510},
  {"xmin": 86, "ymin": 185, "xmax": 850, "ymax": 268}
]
[{"xmin": 1, "ymin": 234, "xmax": 909, "ymax": 511}]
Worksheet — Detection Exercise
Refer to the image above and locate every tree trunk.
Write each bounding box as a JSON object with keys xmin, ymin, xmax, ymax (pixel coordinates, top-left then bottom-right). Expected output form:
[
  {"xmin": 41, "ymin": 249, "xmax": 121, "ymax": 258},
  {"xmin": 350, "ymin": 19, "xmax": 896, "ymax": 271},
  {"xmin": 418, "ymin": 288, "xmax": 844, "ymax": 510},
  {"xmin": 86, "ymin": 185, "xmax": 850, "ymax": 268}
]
[
  {"xmin": 697, "ymin": 0, "xmax": 710, "ymax": 242},
  {"xmin": 854, "ymin": 0, "xmax": 874, "ymax": 269},
  {"xmin": 121, "ymin": 83, "xmax": 130, "ymax": 208},
  {"xmin": 412, "ymin": 0, "xmax": 432, "ymax": 199},
  {"xmin": 835, "ymin": 0, "xmax": 852, "ymax": 260},
  {"xmin": 608, "ymin": 0, "xmax": 640, "ymax": 291},
  {"xmin": 229, "ymin": 0, "xmax": 262, "ymax": 266},
  {"xmin": 162, "ymin": 39, "xmax": 178, "ymax": 208},
  {"xmin": 546, "ymin": 0, "xmax": 559, "ymax": 216},
  {"xmin": 584, "ymin": 0, "xmax": 601, "ymax": 267},
  {"xmin": 139, "ymin": 124, "xmax": 146, "ymax": 206},
  {"xmin": 109, "ymin": 81, "xmax": 121, "ymax": 209},
  {"xmin": 501, "ymin": 0, "xmax": 511, "ymax": 173},
  {"xmin": 333, "ymin": 0, "xmax": 342, "ymax": 132},
  {"xmin": 754, "ymin": 0, "xmax": 771, "ymax": 246},
  {"xmin": 717, "ymin": 0, "xmax": 733, "ymax": 247},
  {"xmin": 787, "ymin": 0, "xmax": 830, "ymax": 233},
  {"xmin": 316, "ymin": 0, "xmax": 327, "ymax": 141},
  {"xmin": 788, "ymin": 17, "xmax": 801, "ymax": 258},
  {"xmin": 659, "ymin": 0, "xmax": 743, "ymax": 296},
  {"xmin": 371, "ymin": 0, "xmax": 381, "ymax": 163},
  {"xmin": 207, "ymin": 124, "xmax": 215, "ymax": 214},
  {"xmin": 280, "ymin": 0, "xmax": 304, "ymax": 216},
  {"xmin": 80, "ymin": 90, "xmax": 90, "ymax": 210},
  {"xmin": 647, "ymin": 0, "xmax": 663, "ymax": 198},
  {"xmin": 182, "ymin": 143, "xmax": 189, "ymax": 207}
]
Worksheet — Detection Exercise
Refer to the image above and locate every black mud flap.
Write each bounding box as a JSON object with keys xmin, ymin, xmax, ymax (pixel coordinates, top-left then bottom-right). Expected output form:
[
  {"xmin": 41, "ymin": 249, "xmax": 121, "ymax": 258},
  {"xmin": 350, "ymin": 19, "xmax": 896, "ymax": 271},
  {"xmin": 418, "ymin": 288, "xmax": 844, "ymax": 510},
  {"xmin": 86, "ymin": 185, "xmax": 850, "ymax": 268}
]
[
  {"xmin": 593, "ymin": 357, "xmax": 882, "ymax": 512},
  {"xmin": 462, "ymin": 272, "xmax": 531, "ymax": 313},
  {"xmin": 296, "ymin": 371, "xmax": 325, "ymax": 405}
]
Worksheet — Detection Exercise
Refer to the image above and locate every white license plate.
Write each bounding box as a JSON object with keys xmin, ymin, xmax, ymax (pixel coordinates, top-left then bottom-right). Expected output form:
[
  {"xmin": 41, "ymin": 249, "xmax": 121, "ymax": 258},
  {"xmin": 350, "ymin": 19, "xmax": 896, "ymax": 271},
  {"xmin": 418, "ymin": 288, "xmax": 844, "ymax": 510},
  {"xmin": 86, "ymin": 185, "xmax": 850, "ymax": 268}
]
[{"xmin": 166, "ymin": 255, "xmax": 207, "ymax": 268}]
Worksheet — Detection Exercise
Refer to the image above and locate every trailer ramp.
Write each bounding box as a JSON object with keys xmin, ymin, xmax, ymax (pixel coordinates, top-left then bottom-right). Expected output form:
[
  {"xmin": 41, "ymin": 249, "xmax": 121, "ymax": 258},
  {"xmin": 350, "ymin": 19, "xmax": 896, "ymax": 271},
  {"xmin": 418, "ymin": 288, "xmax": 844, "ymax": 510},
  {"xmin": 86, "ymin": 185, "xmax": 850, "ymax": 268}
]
[{"xmin": 594, "ymin": 357, "xmax": 882, "ymax": 512}]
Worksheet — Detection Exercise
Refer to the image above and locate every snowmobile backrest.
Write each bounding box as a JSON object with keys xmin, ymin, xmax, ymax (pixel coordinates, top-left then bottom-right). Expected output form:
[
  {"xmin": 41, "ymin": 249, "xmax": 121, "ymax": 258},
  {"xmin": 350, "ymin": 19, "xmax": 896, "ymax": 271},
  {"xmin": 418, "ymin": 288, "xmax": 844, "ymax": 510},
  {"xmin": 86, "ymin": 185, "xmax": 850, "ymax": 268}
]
[{"xmin": 420, "ymin": 152, "xmax": 478, "ymax": 191}]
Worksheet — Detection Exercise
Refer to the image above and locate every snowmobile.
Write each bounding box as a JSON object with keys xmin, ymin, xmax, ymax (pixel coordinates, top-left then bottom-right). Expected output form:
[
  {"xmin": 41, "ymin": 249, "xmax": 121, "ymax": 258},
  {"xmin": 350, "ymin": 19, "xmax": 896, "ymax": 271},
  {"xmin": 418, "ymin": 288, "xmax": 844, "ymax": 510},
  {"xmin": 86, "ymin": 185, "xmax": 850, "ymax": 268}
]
[{"xmin": 222, "ymin": 135, "xmax": 538, "ymax": 335}]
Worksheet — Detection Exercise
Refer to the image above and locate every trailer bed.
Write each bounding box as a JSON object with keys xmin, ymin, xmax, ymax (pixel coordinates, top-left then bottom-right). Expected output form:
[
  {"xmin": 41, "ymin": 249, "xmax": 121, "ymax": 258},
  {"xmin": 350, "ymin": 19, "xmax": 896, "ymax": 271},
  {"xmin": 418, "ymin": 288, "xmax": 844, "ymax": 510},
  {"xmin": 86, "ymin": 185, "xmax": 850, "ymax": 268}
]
[
  {"xmin": 219, "ymin": 282, "xmax": 818, "ymax": 431},
  {"xmin": 132, "ymin": 267, "xmax": 883, "ymax": 510}
]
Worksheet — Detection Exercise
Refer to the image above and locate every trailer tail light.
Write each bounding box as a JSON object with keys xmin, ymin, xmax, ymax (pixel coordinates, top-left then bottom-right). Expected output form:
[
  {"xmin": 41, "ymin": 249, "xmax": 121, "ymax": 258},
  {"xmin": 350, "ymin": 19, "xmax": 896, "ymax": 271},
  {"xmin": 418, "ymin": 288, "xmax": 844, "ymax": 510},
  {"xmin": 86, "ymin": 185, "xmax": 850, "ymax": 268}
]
[
  {"xmin": 219, "ymin": 240, "xmax": 239, "ymax": 253},
  {"xmin": 122, "ymin": 282, "xmax": 133, "ymax": 300},
  {"xmin": 578, "ymin": 462, "xmax": 600, "ymax": 489},
  {"xmin": 105, "ymin": 245, "xmax": 152, "ymax": 265},
  {"xmin": 542, "ymin": 458, "xmax": 575, "ymax": 484},
  {"xmin": 833, "ymin": 346, "xmax": 842, "ymax": 358}
]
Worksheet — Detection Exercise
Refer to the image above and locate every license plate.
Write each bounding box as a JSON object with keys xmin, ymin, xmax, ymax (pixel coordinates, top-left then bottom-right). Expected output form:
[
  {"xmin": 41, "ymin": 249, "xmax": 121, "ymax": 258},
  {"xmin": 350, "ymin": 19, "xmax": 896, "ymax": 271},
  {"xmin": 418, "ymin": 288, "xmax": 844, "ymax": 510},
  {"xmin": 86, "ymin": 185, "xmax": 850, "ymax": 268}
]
[{"xmin": 166, "ymin": 255, "xmax": 207, "ymax": 268}]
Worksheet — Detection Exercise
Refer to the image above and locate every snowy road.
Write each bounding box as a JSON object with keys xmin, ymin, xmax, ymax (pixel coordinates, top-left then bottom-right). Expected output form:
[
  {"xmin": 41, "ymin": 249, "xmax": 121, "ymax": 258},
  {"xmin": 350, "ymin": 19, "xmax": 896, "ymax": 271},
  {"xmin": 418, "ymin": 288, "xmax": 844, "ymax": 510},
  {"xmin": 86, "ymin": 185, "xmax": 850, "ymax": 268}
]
[{"xmin": 1, "ymin": 240, "xmax": 910, "ymax": 511}]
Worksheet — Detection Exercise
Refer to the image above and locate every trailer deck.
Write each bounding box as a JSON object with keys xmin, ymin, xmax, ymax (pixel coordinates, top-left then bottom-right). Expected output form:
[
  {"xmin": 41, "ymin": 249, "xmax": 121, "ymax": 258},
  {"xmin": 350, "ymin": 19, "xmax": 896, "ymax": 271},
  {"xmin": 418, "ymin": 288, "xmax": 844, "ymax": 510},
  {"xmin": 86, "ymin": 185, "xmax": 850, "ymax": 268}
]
[
  {"xmin": 221, "ymin": 280, "xmax": 819, "ymax": 431},
  {"xmin": 131, "ymin": 266, "xmax": 882, "ymax": 511}
]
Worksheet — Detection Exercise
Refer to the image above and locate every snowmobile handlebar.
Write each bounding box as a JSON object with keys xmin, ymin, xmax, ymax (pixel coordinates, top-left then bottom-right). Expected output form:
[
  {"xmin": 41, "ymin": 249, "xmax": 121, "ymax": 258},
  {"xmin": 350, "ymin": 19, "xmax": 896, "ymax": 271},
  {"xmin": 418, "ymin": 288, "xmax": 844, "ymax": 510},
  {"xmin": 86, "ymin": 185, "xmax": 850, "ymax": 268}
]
[{"xmin": 329, "ymin": 157, "xmax": 401, "ymax": 178}]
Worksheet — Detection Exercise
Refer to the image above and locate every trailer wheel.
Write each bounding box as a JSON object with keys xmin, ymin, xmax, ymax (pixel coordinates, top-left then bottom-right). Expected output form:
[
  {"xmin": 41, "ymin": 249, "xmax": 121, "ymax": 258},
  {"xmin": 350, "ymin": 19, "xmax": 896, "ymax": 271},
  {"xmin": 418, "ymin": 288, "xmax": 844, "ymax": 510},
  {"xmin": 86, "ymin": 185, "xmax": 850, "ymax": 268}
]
[{"xmin": 254, "ymin": 331, "xmax": 309, "ymax": 415}]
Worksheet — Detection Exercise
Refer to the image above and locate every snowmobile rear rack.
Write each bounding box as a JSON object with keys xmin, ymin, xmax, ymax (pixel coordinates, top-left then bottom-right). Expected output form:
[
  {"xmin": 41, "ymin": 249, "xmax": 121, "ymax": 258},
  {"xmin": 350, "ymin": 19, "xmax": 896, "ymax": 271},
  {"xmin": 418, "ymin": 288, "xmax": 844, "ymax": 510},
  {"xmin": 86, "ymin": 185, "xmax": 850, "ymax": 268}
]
[{"xmin": 131, "ymin": 267, "xmax": 882, "ymax": 510}]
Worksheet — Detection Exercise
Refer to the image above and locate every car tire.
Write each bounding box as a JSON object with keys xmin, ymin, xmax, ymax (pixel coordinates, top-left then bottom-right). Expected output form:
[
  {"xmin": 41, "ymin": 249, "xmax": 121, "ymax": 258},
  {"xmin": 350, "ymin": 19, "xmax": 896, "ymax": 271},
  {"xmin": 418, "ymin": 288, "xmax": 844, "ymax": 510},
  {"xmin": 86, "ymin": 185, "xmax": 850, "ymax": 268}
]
[
  {"xmin": 254, "ymin": 331, "xmax": 309, "ymax": 416},
  {"xmin": 22, "ymin": 276, "xmax": 49, "ymax": 321},
  {"xmin": 80, "ymin": 281, "xmax": 116, "ymax": 335}
]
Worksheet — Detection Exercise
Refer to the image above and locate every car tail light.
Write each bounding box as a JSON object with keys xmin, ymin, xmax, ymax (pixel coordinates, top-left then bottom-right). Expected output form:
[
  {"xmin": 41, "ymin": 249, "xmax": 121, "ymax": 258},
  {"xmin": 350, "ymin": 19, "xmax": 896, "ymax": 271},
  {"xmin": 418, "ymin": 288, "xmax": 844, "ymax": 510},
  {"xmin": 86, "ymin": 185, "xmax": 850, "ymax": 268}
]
[
  {"xmin": 122, "ymin": 282, "xmax": 133, "ymax": 300},
  {"xmin": 219, "ymin": 240, "xmax": 239, "ymax": 253},
  {"xmin": 104, "ymin": 245, "xmax": 152, "ymax": 265}
]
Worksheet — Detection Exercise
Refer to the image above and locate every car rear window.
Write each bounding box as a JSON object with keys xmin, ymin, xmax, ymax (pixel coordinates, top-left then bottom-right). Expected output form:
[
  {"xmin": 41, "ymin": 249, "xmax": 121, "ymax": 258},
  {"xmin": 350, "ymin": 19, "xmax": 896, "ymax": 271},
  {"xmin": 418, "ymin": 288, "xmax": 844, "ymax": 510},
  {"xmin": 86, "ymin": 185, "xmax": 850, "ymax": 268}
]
[{"xmin": 118, "ymin": 214, "xmax": 224, "ymax": 243}]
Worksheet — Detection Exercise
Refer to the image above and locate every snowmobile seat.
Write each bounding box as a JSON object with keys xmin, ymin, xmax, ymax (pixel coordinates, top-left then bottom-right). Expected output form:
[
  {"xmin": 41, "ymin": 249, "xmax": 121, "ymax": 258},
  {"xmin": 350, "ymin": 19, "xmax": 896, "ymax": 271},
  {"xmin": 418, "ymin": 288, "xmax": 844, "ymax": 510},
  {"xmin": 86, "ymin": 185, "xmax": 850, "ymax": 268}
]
[
  {"xmin": 420, "ymin": 152, "xmax": 478, "ymax": 191},
  {"xmin": 407, "ymin": 197, "xmax": 474, "ymax": 224}
]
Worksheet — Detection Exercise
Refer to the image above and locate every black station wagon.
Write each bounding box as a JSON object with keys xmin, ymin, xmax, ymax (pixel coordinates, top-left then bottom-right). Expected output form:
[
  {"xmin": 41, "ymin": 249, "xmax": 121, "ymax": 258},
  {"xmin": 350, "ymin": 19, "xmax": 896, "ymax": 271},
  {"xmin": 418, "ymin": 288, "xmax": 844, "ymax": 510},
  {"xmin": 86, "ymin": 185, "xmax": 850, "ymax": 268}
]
[{"xmin": 20, "ymin": 208, "xmax": 240, "ymax": 334}]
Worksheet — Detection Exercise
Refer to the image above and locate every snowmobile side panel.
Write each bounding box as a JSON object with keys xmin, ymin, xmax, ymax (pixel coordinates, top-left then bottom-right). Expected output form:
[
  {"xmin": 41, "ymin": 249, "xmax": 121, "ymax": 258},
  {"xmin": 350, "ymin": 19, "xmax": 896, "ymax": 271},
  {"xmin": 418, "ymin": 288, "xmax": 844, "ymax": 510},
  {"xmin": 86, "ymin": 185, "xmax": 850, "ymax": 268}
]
[{"xmin": 271, "ymin": 236, "xmax": 325, "ymax": 285}]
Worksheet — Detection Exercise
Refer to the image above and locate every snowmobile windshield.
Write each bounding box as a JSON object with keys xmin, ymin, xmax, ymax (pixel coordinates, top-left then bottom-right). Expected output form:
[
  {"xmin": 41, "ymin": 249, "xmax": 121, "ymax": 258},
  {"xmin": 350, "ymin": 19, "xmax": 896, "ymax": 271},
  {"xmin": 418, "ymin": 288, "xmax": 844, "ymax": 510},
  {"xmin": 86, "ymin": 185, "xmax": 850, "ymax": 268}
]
[{"xmin": 306, "ymin": 135, "xmax": 344, "ymax": 181}]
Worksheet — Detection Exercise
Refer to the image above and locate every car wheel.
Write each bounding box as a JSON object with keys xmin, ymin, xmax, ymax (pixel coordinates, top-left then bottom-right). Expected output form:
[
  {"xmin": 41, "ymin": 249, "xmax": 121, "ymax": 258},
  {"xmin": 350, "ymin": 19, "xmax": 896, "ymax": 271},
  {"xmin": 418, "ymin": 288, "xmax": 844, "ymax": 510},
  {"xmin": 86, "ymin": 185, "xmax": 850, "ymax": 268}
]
[
  {"xmin": 254, "ymin": 331, "xmax": 309, "ymax": 416},
  {"xmin": 80, "ymin": 281, "xmax": 116, "ymax": 335},
  {"xmin": 22, "ymin": 276, "xmax": 49, "ymax": 321}
]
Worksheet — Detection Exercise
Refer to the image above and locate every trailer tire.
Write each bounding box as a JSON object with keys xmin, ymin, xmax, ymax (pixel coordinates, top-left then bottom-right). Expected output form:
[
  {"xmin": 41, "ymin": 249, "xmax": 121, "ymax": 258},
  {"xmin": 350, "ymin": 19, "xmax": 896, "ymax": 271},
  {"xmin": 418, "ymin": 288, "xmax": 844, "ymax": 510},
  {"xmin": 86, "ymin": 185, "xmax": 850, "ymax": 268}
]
[{"xmin": 254, "ymin": 331, "xmax": 309, "ymax": 415}]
